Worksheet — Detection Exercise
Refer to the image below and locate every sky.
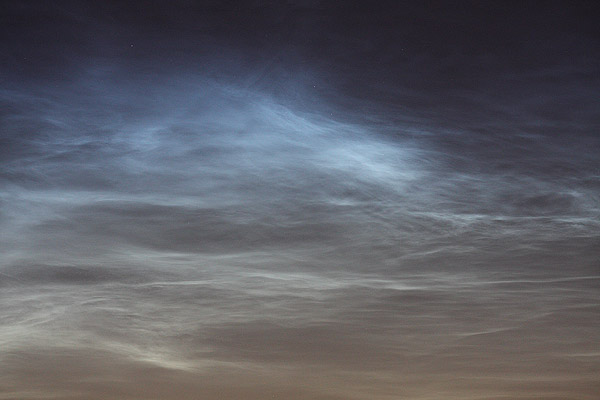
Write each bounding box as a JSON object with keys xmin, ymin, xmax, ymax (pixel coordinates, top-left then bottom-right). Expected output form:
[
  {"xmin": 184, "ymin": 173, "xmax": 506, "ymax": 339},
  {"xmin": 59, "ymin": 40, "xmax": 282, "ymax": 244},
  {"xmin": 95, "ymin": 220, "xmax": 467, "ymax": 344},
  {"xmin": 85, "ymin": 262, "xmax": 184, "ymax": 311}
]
[{"xmin": 0, "ymin": 1, "xmax": 599, "ymax": 399}]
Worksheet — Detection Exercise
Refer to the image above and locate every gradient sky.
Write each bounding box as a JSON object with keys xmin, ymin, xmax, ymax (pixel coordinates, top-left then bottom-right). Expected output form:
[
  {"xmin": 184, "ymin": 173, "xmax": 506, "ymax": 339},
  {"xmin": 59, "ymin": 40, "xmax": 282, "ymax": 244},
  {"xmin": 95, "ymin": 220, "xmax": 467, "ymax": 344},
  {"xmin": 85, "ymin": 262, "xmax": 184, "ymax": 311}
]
[{"xmin": 1, "ymin": 1, "xmax": 599, "ymax": 399}]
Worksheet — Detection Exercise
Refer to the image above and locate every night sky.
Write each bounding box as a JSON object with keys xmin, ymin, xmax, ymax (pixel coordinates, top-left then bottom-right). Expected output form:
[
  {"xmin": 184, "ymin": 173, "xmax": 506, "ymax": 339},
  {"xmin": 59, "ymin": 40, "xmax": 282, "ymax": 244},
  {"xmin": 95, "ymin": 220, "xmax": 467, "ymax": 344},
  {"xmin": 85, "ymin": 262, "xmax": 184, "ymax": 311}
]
[{"xmin": 1, "ymin": 1, "xmax": 599, "ymax": 399}]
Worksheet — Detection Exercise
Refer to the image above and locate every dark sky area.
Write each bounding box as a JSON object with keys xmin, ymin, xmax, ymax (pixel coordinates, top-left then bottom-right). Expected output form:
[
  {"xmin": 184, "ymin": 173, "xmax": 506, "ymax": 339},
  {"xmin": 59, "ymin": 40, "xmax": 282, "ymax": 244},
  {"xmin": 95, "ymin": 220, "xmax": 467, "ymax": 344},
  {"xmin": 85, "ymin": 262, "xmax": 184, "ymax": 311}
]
[{"xmin": 1, "ymin": 1, "xmax": 599, "ymax": 399}]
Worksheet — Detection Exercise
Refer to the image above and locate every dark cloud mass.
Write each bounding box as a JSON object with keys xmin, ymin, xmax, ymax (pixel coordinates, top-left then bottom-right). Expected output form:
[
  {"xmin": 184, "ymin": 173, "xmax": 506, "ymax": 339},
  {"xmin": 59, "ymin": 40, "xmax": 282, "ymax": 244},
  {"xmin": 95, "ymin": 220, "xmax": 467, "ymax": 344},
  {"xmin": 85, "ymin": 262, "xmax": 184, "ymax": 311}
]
[{"xmin": 1, "ymin": 1, "xmax": 599, "ymax": 399}]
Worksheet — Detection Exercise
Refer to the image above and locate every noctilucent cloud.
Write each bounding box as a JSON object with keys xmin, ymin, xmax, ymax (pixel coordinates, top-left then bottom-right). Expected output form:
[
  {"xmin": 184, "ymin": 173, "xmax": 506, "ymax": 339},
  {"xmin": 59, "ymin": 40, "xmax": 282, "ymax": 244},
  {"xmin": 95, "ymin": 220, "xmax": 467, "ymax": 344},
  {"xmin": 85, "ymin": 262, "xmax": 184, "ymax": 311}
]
[{"xmin": 1, "ymin": 2, "xmax": 599, "ymax": 399}]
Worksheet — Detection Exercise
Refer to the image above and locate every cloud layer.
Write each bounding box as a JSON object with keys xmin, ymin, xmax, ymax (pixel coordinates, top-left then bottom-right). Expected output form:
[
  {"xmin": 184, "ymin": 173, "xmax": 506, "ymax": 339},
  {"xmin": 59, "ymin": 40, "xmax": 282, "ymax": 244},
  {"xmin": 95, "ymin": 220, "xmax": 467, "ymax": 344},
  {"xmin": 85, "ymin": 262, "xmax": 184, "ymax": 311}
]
[{"xmin": 1, "ymin": 2, "xmax": 599, "ymax": 399}]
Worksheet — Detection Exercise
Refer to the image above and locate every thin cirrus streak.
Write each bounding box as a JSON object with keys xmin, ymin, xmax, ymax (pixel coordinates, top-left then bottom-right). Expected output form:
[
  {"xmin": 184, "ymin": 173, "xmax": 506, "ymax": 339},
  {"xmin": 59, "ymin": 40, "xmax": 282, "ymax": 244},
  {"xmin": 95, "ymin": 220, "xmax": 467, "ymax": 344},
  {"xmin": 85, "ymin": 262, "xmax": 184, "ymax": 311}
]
[{"xmin": 1, "ymin": 2, "xmax": 599, "ymax": 399}]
